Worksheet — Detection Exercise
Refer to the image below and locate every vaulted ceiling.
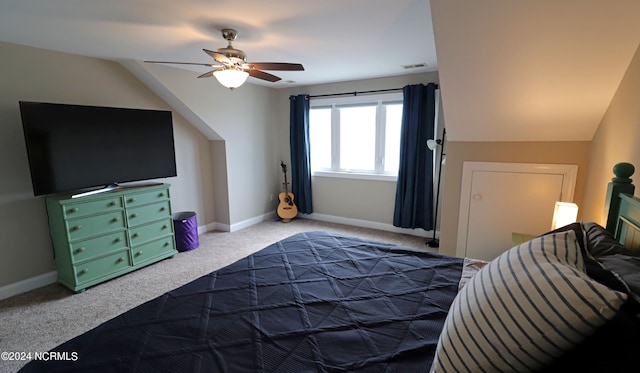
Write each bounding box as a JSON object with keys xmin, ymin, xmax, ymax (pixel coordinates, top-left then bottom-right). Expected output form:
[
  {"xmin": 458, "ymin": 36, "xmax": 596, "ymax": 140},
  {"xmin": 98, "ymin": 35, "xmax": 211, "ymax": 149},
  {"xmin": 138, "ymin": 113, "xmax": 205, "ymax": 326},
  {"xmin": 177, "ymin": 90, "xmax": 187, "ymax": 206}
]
[
  {"xmin": 431, "ymin": 0, "xmax": 640, "ymax": 141},
  {"xmin": 0, "ymin": 0, "xmax": 435, "ymax": 88},
  {"xmin": 1, "ymin": 0, "xmax": 639, "ymax": 142}
]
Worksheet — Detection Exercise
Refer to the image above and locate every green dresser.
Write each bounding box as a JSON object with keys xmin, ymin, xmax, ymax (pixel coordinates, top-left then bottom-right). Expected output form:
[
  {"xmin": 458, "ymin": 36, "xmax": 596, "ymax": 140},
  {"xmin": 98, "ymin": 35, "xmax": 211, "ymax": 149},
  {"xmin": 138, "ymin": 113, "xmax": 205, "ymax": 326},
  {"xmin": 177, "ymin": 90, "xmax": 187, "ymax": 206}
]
[{"xmin": 45, "ymin": 183, "xmax": 177, "ymax": 293}]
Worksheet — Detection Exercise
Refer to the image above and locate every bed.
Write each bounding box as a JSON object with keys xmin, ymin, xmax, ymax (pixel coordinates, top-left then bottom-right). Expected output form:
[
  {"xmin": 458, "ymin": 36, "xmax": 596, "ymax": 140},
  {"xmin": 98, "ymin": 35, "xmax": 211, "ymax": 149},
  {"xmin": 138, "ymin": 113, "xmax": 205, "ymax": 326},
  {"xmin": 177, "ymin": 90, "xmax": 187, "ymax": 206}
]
[{"xmin": 20, "ymin": 163, "xmax": 640, "ymax": 373}]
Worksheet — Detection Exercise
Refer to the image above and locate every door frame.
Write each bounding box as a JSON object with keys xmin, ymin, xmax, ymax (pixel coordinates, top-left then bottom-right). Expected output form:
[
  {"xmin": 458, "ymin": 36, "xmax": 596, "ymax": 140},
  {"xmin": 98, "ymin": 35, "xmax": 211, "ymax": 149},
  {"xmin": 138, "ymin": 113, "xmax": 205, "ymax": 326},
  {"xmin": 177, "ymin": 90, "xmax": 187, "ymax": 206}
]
[{"xmin": 456, "ymin": 162, "xmax": 578, "ymax": 258}]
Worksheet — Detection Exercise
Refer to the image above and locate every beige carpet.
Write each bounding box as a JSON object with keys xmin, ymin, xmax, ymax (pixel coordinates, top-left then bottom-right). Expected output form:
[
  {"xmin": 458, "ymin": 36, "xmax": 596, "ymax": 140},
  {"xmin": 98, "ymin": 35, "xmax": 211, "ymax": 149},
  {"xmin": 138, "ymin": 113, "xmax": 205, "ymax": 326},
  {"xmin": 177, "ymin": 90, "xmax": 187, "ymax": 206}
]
[{"xmin": 0, "ymin": 218, "xmax": 434, "ymax": 372}]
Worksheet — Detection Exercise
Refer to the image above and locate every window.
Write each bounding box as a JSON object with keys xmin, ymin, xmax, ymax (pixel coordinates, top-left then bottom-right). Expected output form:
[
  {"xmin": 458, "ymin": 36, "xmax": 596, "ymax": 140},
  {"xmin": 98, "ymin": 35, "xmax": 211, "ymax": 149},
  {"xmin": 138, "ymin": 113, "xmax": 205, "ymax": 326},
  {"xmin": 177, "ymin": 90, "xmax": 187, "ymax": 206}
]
[{"xmin": 309, "ymin": 92, "xmax": 403, "ymax": 180}]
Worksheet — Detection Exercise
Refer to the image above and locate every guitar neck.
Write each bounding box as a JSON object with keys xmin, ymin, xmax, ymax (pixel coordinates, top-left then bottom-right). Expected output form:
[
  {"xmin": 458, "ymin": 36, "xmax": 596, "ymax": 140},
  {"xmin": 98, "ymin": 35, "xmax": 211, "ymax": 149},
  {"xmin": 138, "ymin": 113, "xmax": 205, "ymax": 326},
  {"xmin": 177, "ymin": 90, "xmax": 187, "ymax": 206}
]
[{"xmin": 281, "ymin": 161, "xmax": 292, "ymax": 195}]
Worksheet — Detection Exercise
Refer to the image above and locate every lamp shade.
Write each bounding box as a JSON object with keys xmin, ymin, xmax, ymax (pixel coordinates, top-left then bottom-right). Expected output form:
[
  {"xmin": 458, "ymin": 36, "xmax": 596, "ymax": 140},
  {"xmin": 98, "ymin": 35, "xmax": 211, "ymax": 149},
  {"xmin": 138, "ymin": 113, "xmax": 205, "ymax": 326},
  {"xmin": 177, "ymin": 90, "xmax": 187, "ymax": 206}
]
[
  {"xmin": 213, "ymin": 69, "xmax": 249, "ymax": 89},
  {"xmin": 427, "ymin": 139, "xmax": 440, "ymax": 151},
  {"xmin": 551, "ymin": 201, "xmax": 579, "ymax": 230}
]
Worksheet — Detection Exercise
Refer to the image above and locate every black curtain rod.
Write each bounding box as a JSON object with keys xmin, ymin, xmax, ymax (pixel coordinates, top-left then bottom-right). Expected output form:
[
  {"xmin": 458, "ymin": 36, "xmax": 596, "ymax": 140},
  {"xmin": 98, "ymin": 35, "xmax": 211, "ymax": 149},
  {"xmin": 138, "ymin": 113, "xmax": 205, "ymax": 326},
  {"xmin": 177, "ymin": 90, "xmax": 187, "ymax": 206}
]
[{"xmin": 305, "ymin": 83, "xmax": 439, "ymax": 99}]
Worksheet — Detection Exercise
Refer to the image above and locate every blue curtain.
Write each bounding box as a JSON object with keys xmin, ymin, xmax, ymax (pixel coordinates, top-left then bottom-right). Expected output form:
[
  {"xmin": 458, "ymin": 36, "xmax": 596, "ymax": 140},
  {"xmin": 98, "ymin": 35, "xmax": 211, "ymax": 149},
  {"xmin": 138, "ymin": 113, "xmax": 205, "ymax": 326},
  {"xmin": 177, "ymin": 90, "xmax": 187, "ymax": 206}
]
[
  {"xmin": 393, "ymin": 83, "xmax": 437, "ymax": 229},
  {"xmin": 289, "ymin": 94, "xmax": 313, "ymax": 213}
]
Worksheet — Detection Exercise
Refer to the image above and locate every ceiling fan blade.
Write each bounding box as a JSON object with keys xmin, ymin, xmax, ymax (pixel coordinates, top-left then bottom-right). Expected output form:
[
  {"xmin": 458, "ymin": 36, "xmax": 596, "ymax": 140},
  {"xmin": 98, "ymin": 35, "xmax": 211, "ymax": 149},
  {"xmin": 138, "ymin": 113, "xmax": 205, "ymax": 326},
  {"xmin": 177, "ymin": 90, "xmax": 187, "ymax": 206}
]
[
  {"xmin": 197, "ymin": 67, "xmax": 223, "ymax": 78},
  {"xmin": 243, "ymin": 62, "xmax": 304, "ymax": 71},
  {"xmin": 145, "ymin": 60, "xmax": 218, "ymax": 67},
  {"xmin": 203, "ymin": 49, "xmax": 231, "ymax": 65},
  {"xmin": 248, "ymin": 69, "xmax": 281, "ymax": 82}
]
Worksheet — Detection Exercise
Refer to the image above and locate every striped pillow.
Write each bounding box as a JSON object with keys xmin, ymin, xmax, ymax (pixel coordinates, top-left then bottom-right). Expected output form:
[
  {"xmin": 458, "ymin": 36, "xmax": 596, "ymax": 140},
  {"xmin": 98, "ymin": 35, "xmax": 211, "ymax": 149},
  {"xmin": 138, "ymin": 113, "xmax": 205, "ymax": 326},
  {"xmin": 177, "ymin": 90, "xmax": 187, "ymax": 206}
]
[{"xmin": 430, "ymin": 230, "xmax": 627, "ymax": 373}]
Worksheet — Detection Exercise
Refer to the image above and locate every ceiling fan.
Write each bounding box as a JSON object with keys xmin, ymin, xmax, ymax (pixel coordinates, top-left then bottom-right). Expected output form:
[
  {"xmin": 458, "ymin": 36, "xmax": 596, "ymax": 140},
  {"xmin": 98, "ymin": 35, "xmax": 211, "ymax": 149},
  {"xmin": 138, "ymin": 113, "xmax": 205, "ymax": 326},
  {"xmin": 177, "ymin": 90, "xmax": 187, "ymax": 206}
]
[{"xmin": 145, "ymin": 28, "xmax": 304, "ymax": 89}]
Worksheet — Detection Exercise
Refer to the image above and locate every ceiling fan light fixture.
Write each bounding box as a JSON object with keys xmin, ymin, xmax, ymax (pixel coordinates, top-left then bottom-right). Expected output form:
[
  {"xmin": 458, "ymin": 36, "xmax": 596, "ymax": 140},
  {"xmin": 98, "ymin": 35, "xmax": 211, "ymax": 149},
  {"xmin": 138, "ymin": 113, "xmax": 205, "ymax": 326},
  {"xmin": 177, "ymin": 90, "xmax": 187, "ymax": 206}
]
[
  {"xmin": 145, "ymin": 28, "xmax": 303, "ymax": 88},
  {"xmin": 213, "ymin": 68, "xmax": 249, "ymax": 89}
]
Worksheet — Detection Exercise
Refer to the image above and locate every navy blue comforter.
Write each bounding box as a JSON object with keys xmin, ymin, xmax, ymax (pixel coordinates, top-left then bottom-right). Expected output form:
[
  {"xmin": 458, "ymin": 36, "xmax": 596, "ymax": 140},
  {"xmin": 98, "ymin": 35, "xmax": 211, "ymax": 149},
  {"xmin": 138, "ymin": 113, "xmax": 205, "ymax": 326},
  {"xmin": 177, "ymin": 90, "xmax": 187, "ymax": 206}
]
[{"xmin": 21, "ymin": 231, "xmax": 464, "ymax": 372}]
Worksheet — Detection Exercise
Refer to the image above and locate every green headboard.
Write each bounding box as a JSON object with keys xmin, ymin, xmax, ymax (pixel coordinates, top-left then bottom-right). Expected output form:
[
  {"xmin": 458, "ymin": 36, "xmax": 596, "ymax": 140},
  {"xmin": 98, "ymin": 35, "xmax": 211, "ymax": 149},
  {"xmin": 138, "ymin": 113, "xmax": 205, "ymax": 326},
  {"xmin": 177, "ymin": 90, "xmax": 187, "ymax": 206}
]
[
  {"xmin": 604, "ymin": 162, "xmax": 640, "ymax": 249},
  {"xmin": 615, "ymin": 194, "xmax": 640, "ymax": 250}
]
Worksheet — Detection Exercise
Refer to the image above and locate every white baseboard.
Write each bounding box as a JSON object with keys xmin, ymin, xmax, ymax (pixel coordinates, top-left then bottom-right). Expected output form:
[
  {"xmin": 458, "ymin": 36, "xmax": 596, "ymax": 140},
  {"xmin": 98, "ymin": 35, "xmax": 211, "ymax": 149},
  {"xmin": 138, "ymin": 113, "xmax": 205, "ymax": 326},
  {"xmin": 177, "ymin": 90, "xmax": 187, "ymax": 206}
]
[
  {"xmin": 304, "ymin": 213, "xmax": 435, "ymax": 238},
  {"xmin": 200, "ymin": 212, "xmax": 435, "ymax": 238},
  {"xmin": 0, "ymin": 271, "xmax": 57, "ymax": 301},
  {"xmin": 2, "ymin": 213, "xmax": 433, "ymax": 300},
  {"xmin": 229, "ymin": 212, "xmax": 277, "ymax": 232},
  {"xmin": 198, "ymin": 222, "xmax": 218, "ymax": 235},
  {"xmin": 197, "ymin": 212, "xmax": 277, "ymax": 234}
]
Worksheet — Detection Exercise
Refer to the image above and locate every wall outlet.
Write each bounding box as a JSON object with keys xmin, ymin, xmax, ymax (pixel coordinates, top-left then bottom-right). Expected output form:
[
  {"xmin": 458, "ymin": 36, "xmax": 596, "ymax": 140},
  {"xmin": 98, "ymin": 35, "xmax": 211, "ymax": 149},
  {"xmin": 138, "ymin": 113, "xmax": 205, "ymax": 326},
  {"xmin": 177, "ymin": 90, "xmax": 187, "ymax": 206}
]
[{"xmin": 269, "ymin": 193, "xmax": 274, "ymax": 201}]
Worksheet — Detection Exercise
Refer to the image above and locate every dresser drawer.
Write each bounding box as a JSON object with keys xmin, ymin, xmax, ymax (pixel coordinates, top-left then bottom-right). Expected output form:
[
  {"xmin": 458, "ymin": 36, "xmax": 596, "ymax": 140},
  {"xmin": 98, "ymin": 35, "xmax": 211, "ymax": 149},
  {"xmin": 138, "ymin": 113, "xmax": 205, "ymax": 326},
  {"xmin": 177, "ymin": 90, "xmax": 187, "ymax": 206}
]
[
  {"xmin": 74, "ymin": 250, "xmax": 131, "ymax": 284},
  {"xmin": 67, "ymin": 211, "xmax": 126, "ymax": 241},
  {"xmin": 131, "ymin": 237, "xmax": 176, "ymax": 265},
  {"xmin": 127, "ymin": 201, "xmax": 171, "ymax": 227},
  {"xmin": 129, "ymin": 218, "xmax": 173, "ymax": 247},
  {"xmin": 63, "ymin": 197, "xmax": 122, "ymax": 219},
  {"xmin": 46, "ymin": 183, "xmax": 175, "ymax": 293},
  {"xmin": 70, "ymin": 231, "xmax": 128, "ymax": 263},
  {"xmin": 124, "ymin": 188, "xmax": 170, "ymax": 208}
]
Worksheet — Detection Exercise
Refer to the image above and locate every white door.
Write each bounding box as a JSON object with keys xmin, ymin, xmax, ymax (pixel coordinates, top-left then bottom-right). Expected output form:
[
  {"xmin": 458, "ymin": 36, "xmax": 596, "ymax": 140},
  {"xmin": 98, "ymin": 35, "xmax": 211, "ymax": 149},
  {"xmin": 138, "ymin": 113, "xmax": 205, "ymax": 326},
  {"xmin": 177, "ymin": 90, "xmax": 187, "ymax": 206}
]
[{"xmin": 457, "ymin": 162, "xmax": 578, "ymax": 261}]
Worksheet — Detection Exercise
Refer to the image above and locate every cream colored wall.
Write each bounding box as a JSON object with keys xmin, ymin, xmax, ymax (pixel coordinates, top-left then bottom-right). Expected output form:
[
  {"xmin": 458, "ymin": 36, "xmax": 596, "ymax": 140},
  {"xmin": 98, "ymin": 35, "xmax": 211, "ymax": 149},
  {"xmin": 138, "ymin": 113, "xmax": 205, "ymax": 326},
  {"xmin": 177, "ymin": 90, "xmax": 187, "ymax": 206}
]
[
  {"xmin": 7, "ymin": 35, "xmax": 634, "ymax": 290},
  {"xmin": 438, "ymin": 141, "xmax": 591, "ymax": 257},
  {"xmin": 211, "ymin": 140, "xmax": 231, "ymax": 226},
  {"xmin": 582, "ymin": 43, "xmax": 640, "ymax": 224},
  {"xmin": 311, "ymin": 177, "xmax": 397, "ymax": 224},
  {"xmin": 131, "ymin": 63, "xmax": 280, "ymax": 226},
  {"xmin": 0, "ymin": 42, "xmax": 215, "ymax": 287},
  {"xmin": 273, "ymin": 72, "xmax": 441, "ymax": 226}
]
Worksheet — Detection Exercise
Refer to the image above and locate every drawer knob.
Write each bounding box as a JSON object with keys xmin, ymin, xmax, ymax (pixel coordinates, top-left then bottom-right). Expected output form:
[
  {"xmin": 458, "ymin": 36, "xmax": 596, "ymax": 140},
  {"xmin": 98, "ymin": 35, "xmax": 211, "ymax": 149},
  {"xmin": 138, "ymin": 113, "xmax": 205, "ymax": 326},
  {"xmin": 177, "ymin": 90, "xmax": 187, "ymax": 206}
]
[
  {"xmin": 108, "ymin": 201, "xmax": 116, "ymax": 207},
  {"xmin": 112, "ymin": 217, "xmax": 120, "ymax": 222},
  {"xmin": 131, "ymin": 213, "xmax": 138, "ymax": 218},
  {"xmin": 129, "ymin": 198, "xmax": 136, "ymax": 203},
  {"xmin": 70, "ymin": 208, "xmax": 79, "ymax": 213},
  {"xmin": 160, "ymin": 207, "xmax": 166, "ymax": 211},
  {"xmin": 163, "ymin": 241, "xmax": 169, "ymax": 247},
  {"xmin": 159, "ymin": 193, "xmax": 165, "ymax": 197},
  {"xmin": 162, "ymin": 225, "xmax": 167, "ymax": 229},
  {"xmin": 77, "ymin": 247, "xmax": 85, "ymax": 253},
  {"xmin": 72, "ymin": 225, "xmax": 82, "ymax": 231},
  {"xmin": 133, "ymin": 233, "xmax": 140, "ymax": 238},
  {"xmin": 136, "ymin": 251, "xmax": 143, "ymax": 256},
  {"xmin": 117, "ymin": 257, "xmax": 125, "ymax": 263},
  {"xmin": 114, "ymin": 237, "xmax": 122, "ymax": 243},
  {"xmin": 80, "ymin": 269, "xmax": 88, "ymax": 275}
]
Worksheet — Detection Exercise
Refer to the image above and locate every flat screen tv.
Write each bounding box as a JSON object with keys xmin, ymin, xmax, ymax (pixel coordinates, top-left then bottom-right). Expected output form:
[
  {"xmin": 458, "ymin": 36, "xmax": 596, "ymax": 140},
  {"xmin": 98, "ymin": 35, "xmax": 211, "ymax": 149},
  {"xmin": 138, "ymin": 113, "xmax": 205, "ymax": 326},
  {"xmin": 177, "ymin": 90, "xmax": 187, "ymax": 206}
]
[{"xmin": 20, "ymin": 101, "xmax": 177, "ymax": 196}]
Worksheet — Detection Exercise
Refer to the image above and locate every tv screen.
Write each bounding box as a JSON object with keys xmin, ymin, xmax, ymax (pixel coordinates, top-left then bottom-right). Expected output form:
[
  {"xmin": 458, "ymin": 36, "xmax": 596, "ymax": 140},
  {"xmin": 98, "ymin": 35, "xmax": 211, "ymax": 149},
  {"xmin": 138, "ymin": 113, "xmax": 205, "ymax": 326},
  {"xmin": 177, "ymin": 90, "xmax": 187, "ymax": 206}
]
[{"xmin": 20, "ymin": 101, "xmax": 177, "ymax": 196}]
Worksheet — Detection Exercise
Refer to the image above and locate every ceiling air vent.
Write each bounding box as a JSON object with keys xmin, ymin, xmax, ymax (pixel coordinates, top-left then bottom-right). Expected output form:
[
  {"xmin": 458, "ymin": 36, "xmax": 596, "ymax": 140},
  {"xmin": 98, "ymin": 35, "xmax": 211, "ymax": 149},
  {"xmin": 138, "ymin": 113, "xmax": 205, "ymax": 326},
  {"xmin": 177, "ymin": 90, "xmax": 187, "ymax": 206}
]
[{"xmin": 402, "ymin": 63, "xmax": 427, "ymax": 69}]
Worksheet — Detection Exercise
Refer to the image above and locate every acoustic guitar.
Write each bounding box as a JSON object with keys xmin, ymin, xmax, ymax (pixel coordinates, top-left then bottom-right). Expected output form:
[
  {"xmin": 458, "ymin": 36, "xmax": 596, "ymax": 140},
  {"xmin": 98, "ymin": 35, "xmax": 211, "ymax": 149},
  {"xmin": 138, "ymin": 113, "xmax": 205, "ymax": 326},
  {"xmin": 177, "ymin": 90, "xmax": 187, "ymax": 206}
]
[{"xmin": 277, "ymin": 161, "xmax": 298, "ymax": 222}]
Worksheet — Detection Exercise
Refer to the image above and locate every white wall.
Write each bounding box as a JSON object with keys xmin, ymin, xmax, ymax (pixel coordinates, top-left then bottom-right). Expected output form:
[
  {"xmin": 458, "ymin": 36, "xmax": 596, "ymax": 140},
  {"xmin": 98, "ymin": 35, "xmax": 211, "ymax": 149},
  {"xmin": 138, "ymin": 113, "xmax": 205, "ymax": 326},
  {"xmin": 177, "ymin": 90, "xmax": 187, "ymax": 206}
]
[{"xmin": 0, "ymin": 42, "xmax": 215, "ymax": 289}]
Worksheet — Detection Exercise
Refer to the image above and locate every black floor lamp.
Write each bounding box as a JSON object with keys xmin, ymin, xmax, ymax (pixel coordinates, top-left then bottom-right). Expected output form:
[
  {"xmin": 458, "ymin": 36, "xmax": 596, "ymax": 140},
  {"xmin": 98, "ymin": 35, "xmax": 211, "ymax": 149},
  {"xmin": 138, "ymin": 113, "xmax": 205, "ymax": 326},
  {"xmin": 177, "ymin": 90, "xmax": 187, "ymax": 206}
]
[{"xmin": 426, "ymin": 128, "xmax": 446, "ymax": 248}]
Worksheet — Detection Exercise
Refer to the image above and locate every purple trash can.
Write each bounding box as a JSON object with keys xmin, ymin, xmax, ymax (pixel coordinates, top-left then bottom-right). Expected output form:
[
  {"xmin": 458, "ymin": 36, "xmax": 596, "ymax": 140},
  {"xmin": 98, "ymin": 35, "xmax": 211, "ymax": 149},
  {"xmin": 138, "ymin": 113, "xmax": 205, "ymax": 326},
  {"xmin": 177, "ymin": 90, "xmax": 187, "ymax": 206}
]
[{"xmin": 173, "ymin": 211, "xmax": 199, "ymax": 252}]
